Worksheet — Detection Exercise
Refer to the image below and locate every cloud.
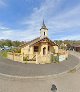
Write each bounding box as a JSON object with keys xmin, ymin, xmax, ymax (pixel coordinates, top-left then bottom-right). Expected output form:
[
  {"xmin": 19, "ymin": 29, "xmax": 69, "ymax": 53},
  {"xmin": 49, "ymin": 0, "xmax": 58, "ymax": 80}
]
[
  {"xmin": 21, "ymin": 0, "xmax": 63, "ymax": 39},
  {"xmin": 47, "ymin": 5, "xmax": 80, "ymax": 32},
  {"xmin": 0, "ymin": 0, "xmax": 80, "ymax": 41},
  {"xmin": 20, "ymin": 0, "xmax": 80, "ymax": 40},
  {"xmin": 0, "ymin": 25, "xmax": 13, "ymax": 39},
  {"xmin": 0, "ymin": 25, "xmax": 39, "ymax": 41},
  {"xmin": 59, "ymin": 34, "xmax": 80, "ymax": 40},
  {"xmin": 23, "ymin": 0, "xmax": 62, "ymax": 23},
  {"xmin": 0, "ymin": 0, "xmax": 7, "ymax": 7},
  {"xmin": 0, "ymin": 26, "xmax": 9, "ymax": 30}
]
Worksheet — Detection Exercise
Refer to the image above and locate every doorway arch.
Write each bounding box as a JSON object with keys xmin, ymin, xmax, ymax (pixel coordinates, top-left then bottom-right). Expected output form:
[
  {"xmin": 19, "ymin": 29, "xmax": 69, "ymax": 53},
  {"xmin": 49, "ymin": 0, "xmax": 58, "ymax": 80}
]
[{"xmin": 43, "ymin": 47, "xmax": 46, "ymax": 55}]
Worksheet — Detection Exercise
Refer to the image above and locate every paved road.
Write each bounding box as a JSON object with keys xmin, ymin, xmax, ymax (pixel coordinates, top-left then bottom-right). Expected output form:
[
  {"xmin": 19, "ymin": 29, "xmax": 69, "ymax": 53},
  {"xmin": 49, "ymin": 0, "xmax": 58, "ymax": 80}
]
[
  {"xmin": 0, "ymin": 51, "xmax": 80, "ymax": 92},
  {"xmin": 1, "ymin": 68, "xmax": 80, "ymax": 92},
  {"xmin": 0, "ymin": 55, "xmax": 79, "ymax": 77}
]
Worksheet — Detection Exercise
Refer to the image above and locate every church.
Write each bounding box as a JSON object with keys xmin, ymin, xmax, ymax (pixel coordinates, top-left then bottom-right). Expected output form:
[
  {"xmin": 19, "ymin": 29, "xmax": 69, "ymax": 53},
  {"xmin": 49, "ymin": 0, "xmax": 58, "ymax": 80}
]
[{"xmin": 20, "ymin": 21, "xmax": 58, "ymax": 64}]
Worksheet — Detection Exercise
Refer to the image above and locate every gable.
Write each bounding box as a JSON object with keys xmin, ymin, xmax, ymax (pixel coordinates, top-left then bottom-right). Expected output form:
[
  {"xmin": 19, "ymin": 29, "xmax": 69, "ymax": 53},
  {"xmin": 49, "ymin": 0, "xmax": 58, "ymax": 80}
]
[
  {"xmin": 29, "ymin": 37, "xmax": 58, "ymax": 46},
  {"xmin": 20, "ymin": 37, "xmax": 58, "ymax": 48}
]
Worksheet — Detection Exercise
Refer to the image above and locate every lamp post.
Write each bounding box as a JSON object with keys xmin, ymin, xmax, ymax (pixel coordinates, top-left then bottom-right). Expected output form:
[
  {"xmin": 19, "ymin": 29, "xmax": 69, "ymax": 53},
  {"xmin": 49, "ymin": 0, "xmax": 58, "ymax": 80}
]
[{"xmin": 51, "ymin": 84, "xmax": 57, "ymax": 92}]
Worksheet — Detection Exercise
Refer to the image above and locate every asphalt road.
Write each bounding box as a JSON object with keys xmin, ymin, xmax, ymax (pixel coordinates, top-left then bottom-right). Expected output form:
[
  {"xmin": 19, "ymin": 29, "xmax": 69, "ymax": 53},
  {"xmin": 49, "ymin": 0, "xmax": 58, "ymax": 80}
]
[
  {"xmin": 0, "ymin": 51, "xmax": 80, "ymax": 92},
  {"xmin": 0, "ymin": 54, "xmax": 79, "ymax": 77},
  {"xmin": 0, "ymin": 64, "xmax": 80, "ymax": 92}
]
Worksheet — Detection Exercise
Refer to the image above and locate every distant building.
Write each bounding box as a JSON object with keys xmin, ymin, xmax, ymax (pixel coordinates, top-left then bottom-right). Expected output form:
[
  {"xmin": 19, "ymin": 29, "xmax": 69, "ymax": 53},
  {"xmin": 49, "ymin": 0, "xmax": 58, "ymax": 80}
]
[{"xmin": 72, "ymin": 45, "xmax": 80, "ymax": 52}]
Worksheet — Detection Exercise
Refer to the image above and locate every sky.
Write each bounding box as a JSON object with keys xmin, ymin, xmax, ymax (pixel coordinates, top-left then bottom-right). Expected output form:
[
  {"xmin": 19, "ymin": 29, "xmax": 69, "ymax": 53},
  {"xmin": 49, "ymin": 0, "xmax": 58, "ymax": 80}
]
[{"xmin": 0, "ymin": 0, "xmax": 80, "ymax": 41}]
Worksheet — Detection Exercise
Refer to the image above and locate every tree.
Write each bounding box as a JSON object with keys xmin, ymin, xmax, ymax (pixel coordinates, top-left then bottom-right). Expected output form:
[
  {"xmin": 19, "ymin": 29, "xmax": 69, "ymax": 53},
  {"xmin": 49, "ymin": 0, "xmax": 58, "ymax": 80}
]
[
  {"xmin": 12, "ymin": 41, "xmax": 21, "ymax": 47},
  {"xmin": 5, "ymin": 39, "xmax": 12, "ymax": 47}
]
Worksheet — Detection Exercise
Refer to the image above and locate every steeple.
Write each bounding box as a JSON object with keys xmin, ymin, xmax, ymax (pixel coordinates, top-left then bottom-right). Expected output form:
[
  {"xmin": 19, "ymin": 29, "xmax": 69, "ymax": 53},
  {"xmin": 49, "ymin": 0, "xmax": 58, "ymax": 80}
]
[
  {"xmin": 43, "ymin": 19, "xmax": 45, "ymax": 25},
  {"xmin": 40, "ymin": 20, "xmax": 48, "ymax": 39},
  {"xmin": 41, "ymin": 20, "xmax": 47, "ymax": 29}
]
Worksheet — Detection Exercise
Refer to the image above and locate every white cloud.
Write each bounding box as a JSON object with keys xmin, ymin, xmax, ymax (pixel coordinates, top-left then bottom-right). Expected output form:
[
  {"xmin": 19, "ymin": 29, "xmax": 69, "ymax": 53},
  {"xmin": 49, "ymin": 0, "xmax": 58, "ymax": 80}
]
[
  {"xmin": 59, "ymin": 35, "xmax": 80, "ymax": 40},
  {"xmin": 21, "ymin": 0, "xmax": 64, "ymax": 40},
  {"xmin": 53, "ymin": 5, "xmax": 80, "ymax": 20},
  {"xmin": 0, "ymin": 0, "xmax": 80, "ymax": 41},
  {"xmin": 0, "ymin": 0, "xmax": 7, "ymax": 7},
  {"xmin": 20, "ymin": 0, "xmax": 80, "ymax": 40},
  {"xmin": 0, "ymin": 26, "xmax": 9, "ymax": 30},
  {"xmin": 47, "ymin": 5, "xmax": 80, "ymax": 33},
  {"xmin": 0, "ymin": 26, "xmax": 40, "ymax": 41}
]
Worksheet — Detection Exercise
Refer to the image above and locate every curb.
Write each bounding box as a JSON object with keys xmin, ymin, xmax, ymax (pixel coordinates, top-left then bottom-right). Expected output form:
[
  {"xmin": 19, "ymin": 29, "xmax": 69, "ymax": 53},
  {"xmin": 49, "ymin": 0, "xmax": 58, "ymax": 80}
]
[{"xmin": 0, "ymin": 68, "xmax": 73, "ymax": 80}]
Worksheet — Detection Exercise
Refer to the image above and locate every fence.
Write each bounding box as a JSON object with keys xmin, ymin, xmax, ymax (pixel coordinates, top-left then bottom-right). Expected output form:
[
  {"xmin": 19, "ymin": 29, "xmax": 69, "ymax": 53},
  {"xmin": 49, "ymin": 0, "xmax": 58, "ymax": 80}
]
[
  {"xmin": 7, "ymin": 52, "xmax": 53, "ymax": 64},
  {"xmin": 7, "ymin": 50, "xmax": 69, "ymax": 64},
  {"xmin": 7, "ymin": 52, "xmax": 23, "ymax": 62},
  {"xmin": 7, "ymin": 52, "xmax": 36, "ymax": 63}
]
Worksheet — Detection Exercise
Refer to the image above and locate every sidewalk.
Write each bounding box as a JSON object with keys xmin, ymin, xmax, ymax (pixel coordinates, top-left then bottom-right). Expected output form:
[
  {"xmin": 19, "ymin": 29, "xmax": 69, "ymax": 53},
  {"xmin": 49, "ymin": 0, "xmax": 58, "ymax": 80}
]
[
  {"xmin": 69, "ymin": 51, "xmax": 80, "ymax": 70},
  {"xmin": 69, "ymin": 51, "xmax": 80, "ymax": 58},
  {"xmin": 0, "ymin": 51, "xmax": 80, "ymax": 92}
]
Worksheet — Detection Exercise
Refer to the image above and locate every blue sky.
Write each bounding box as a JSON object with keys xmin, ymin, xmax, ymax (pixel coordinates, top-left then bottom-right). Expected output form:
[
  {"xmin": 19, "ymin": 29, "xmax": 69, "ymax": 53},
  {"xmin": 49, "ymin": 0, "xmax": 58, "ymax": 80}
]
[{"xmin": 0, "ymin": 0, "xmax": 80, "ymax": 41}]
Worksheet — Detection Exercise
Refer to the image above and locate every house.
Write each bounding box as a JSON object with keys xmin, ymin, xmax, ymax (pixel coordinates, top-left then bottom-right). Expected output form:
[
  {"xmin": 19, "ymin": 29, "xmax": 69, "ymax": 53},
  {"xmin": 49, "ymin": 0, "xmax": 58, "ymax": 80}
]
[
  {"xmin": 20, "ymin": 21, "xmax": 58, "ymax": 64},
  {"xmin": 72, "ymin": 45, "xmax": 80, "ymax": 52}
]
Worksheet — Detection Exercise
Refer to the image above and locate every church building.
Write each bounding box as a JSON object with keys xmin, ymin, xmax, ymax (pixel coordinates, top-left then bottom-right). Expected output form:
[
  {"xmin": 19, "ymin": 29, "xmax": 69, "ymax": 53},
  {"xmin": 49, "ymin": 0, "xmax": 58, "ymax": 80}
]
[{"xmin": 20, "ymin": 21, "xmax": 58, "ymax": 64}]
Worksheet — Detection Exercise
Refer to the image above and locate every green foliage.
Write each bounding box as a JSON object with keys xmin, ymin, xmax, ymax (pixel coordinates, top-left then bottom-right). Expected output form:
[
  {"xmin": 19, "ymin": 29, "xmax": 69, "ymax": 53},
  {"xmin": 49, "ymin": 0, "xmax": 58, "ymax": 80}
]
[
  {"xmin": 68, "ymin": 68, "xmax": 76, "ymax": 73},
  {"xmin": 54, "ymin": 40, "xmax": 80, "ymax": 46},
  {"xmin": 54, "ymin": 40, "xmax": 63, "ymax": 46},
  {"xmin": 23, "ymin": 57, "xmax": 28, "ymax": 61},
  {"xmin": 7, "ymin": 48, "xmax": 21, "ymax": 54},
  {"xmin": 54, "ymin": 40, "xmax": 80, "ymax": 50},
  {"xmin": 14, "ymin": 48, "xmax": 21, "ymax": 53},
  {"xmin": 53, "ymin": 55, "xmax": 59, "ymax": 63},
  {"xmin": 12, "ymin": 41, "xmax": 21, "ymax": 47},
  {"xmin": 0, "ymin": 51, "xmax": 8, "ymax": 57},
  {"xmin": 0, "ymin": 39, "xmax": 23, "ymax": 47}
]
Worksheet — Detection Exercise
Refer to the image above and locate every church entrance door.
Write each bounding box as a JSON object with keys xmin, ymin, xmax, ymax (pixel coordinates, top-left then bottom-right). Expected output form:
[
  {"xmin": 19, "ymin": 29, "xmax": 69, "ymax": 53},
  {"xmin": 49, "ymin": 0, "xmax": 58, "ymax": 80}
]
[{"xmin": 43, "ymin": 47, "xmax": 46, "ymax": 55}]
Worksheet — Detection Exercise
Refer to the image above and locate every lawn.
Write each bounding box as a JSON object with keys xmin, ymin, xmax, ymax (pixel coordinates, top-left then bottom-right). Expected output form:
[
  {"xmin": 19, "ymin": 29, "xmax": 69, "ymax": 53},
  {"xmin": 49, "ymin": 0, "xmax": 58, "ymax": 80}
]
[{"xmin": 0, "ymin": 50, "xmax": 8, "ymax": 58}]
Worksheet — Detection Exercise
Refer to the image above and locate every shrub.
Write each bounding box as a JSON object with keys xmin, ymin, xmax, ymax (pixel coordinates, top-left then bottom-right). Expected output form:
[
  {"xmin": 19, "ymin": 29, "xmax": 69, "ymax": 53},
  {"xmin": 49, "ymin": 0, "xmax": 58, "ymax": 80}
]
[{"xmin": 23, "ymin": 57, "xmax": 28, "ymax": 61}]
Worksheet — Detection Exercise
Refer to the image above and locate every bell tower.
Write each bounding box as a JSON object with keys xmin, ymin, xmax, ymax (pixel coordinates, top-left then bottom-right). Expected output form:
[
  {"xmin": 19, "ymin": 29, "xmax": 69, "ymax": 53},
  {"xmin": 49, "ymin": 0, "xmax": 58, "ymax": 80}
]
[{"xmin": 40, "ymin": 20, "xmax": 48, "ymax": 39}]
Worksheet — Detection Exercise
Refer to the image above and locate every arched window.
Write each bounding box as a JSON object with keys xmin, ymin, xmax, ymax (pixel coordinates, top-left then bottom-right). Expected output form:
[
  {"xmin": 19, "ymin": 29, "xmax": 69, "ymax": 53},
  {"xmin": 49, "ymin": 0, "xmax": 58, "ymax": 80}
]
[
  {"xmin": 43, "ymin": 47, "xmax": 46, "ymax": 55},
  {"xmin": 48, "ymin": 46, "xmax": 50, "ymax": 51},
  {"xmin": 44, "ymin": 32, "xmax": 45, "ymax": 36}
]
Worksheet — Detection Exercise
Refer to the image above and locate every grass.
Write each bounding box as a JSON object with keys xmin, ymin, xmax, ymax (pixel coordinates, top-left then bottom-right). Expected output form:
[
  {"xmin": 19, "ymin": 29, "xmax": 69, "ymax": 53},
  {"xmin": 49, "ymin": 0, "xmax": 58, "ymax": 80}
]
[
  {"xmin": 53, "ymin": 55, "xmax": 59, "ymax": 63},
  {"xmin": 68, "ymin": 68, "xmax": 76, "ymax": 73},
  {"xmin": 0, "ymin": 50, "xmax": 8, "ymax": 58}
]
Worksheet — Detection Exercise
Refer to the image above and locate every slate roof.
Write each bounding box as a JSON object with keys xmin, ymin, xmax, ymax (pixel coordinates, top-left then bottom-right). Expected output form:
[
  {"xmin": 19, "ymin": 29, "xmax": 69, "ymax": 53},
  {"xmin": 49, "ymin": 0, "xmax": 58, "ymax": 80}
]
[
  {"xmin": 40, "ymin": 20, "xmax": 48, "ymax": 30},
  {"xmin": 71, "ymin": 44, "xmax": 80, "ymax": 47}
]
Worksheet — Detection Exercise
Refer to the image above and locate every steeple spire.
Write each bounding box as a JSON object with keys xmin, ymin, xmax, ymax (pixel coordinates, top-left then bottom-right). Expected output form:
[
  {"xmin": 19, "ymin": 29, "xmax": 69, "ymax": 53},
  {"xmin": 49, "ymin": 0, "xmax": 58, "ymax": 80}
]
[
  {"xmin": 43, "ymin": 19, "xmax": 45, "ymax": 26},
  {"xmin": 41, "ymin": 20, "xmax": 47, "ymax": 29},
  {"xmin": 40, "ymin": 20, "xmax": 48, "ymax": 39}
]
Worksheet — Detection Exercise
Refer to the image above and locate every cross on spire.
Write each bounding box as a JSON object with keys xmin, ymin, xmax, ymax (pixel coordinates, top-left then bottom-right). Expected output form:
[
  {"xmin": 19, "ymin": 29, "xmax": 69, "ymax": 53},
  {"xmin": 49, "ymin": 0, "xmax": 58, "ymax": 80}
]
[
  {"xmin": 43, "ymin": 19, "xmax": 45, "ymax": 26},
  {"xmin": 42, "ymin": 19, "xmax": 47, "ymax": 29}
]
